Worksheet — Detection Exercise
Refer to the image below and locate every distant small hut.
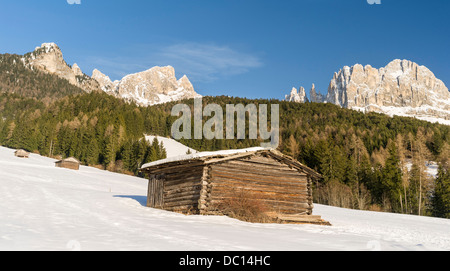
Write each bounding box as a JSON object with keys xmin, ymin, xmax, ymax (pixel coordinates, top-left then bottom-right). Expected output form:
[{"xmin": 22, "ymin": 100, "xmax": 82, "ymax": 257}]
[
  {"xmin": 140, "ymin": 147, "xmax": 330, "ymax": 225},
  {"xmin": 55, "ymin": 157, "xmax": 80, "ymax": 170},
  {"xmin": 15, "ymin": 149, "xmax": 30, "ymax": 158}
]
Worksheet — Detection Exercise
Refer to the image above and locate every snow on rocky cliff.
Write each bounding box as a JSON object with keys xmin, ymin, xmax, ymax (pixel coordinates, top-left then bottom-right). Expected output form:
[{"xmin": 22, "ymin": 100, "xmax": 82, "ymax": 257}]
[
  {"xmin": 285, "ymin": 87, "xmax": 308, "ymax": 103},
  {"xmin": 92, "ymin": 66, "xmax": 201, "ymax": 106},
  {"xmin": 285, "ymin": 59, "xmax": 450, "ymax": 125}
]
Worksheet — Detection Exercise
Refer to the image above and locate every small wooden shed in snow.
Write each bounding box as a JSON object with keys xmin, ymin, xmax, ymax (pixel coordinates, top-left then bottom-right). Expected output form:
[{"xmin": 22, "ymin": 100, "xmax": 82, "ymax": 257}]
[
  {"xmin": 55, "ymin": 157, "xmax": 80, "ymax": 170},
  {"xmin": 140, "ymin": 147, "xmax": 329, "ymax": 225},
  {"xmin": 15, "ymin": 149, "xmax": 30, "ymax": 158}
]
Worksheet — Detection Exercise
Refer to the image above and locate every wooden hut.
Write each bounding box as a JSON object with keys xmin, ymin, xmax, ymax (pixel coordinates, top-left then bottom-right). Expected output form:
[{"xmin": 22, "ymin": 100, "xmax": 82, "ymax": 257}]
[
  {"xmin": 14, "ymin": 149, "xmax": 30, "ymax": 158},
  {"xmin": 140, "ymin": 147, "xmax": 329, "ymax": 225},
  {"xmin": 55, "ymin": 157, "xmax": 80, "ymax": 170}
]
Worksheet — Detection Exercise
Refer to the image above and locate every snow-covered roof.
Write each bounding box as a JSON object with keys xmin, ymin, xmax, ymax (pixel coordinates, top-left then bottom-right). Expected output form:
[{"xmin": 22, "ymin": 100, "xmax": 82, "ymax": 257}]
[
  {"xmin": 141, "ymin": 147, "xmax": 267, "ymax": 169},
  {"xmin": 56, "ymin": 157, "xmax": 80, "ymax": 164}
]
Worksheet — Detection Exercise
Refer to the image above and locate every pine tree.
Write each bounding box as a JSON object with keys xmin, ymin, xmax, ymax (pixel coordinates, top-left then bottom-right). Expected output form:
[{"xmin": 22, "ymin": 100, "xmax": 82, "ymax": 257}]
[
  {"xmin": 86, "ymin": 137, "xmax": 100, "ymax": 165},
  {"xmin": 148, "ymin": 137, "xmax": 160, "ymax": 162},
  {"xmin": 159, "ymin": 141, "xmax": 167, "ymax": 159},
  {"xmin": 431, "ymin": 164, "xmax": 450, "ymax": 218},
  {"xmin": 104, "ymin": 135, "xmax": 116, "ymax": 170},
  {"xmin": 122, "ymin": 139, "xmax": 135, "ymax": 172},
  {"xmin": 318, "ymin": 138, "xmax": 346, "ymax": 184},
  {"xmin": 381, "ymin": 141, "xmax": 403, "ymax": 213},
  {"xmin": 136, "ymin": 139, "xmax": 149, "ymax": 169},
  {"xmin": 437, "ymin": 142, "xmax": 450, "ymax": 171}
]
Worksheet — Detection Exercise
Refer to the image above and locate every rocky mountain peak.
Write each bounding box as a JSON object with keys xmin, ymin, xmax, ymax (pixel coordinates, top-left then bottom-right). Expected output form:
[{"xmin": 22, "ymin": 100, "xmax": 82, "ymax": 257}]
[
  {"xmin": 114, "ymin": 65, "xmax": 200, "ymax": 106},
  {"xmin": 310, "ymin": 84, "xmax": 325, "ymax": 103},
  {"xmin": 327, "ymin": 59, "xmax": 450, "ymax": 111},
  {"xmin": 34, "ymin": 43, "xmax": 61, "ymax": 55},
  {"xmin": 178, "ymin": 75, "xmax": 193, "ymax": 90},
  {"xmin": 91, "ymin": 69, "xmax": 117, "ymax": 93},
  {"xmin": 92, "ymin": 65, "xmax": 201, "ymax": 106},
  {"xmin": 72, "ymin": 63, "xmax": 83, "ymax": 77},
  {"xmin": 285, "ymin": 87, "xmax": 308, "ymax": 103},
  {"xmin": 92, "ymin": 68, "xmax": 108, "ymax": 81},
  {"xmin": 285, "ymin": 59, "xmax": 450, "ymax": 125},
  {"xmin": 25, "ymin": 42, "xmax": 99, "ymax": 93}
]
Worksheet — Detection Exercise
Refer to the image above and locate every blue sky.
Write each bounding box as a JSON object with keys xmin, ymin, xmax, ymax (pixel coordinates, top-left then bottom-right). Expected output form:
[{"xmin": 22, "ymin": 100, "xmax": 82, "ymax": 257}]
[{"xmin": 0, "ymin": 0, "xmax": 449, "ymax": 100}]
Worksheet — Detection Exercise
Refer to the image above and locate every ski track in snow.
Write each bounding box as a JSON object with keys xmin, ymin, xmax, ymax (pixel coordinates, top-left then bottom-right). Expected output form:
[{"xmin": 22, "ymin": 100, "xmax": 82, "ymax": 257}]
[{"xmin": 0, "ymin": 146, "xmax": 449, "ymax": 251}]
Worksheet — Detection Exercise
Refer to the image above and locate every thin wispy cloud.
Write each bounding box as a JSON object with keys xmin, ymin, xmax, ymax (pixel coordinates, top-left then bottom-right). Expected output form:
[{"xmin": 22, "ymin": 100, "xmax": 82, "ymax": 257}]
[
  {"xmin": 87, "ymin": 42, "xmax": 263, "ymax": 82},
  {"xmin": 156, "ymin": 43, "xmax": 263, "ymax": 82}
]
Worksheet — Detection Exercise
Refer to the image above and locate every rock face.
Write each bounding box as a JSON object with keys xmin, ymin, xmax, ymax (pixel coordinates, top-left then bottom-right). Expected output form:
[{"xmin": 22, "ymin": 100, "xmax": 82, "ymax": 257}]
[
  {"xmin": 24, "ymin": 43, "xmax": 100, "ymax": 93},
  {"xmin": 285, "ymin": 87, "xmax": 308, "ymax": 103},
  {"xmin": 91, "ymin": 69, "xmax": 119, "ymax": 94},
  {"xmin": 23, "ymin": 43, "xmax": 201, "ymax": 106},
  {"xmin": 309, "ymin": 84, "xmax": 326, "ymax": 103},
  {"xmin": 92, "ymin": 66, "xmax": 201, "ymax": 106},
  {"xmin": 327, "ymin": 59, "xmax": 450, "ymax": 114},
  {"xmin": 285, "ymin": 59, "xmax": 450, "ymax": 124}
]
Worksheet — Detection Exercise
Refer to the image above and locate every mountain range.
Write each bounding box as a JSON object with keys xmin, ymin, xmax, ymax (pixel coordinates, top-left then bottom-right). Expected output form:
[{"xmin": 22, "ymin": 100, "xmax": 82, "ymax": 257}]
[
  {"xmin": 3, "ymin": 42, "xmax": 450, "ymax": 125},
  {"xmin": 21, "ymin": 43, "xmax": 201, "ymax": 106},
  {"xmin": 285, "ymin": 59, "xmax": 450, "ymax": 125}
]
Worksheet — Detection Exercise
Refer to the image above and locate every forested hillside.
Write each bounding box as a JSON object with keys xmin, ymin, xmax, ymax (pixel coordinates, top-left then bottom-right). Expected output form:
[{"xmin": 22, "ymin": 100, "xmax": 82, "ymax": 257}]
[
  {"xmin": 0, "ymin": 92, "xmax": 168, "ymax": 175},
  {"xmin": 0, "ymin": 53, "xmax": 85, "ymax": 101}
]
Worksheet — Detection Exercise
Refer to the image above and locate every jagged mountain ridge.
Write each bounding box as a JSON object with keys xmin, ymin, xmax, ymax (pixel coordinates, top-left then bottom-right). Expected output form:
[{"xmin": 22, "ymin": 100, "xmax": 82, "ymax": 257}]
[
  {"xmin": 285, "ymin": 59, "xmax": 450, "ymax": 125},
  {"xmin": 20, "ymin": 43, "xmax": 201, "ymax": 106},
  {"xmin": 92, "ymin": 66, "xmax": 200, "ymax": 106}
]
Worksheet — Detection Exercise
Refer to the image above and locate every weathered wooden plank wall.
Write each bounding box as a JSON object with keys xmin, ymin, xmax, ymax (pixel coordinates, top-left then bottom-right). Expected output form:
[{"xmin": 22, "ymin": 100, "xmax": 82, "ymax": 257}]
[
  {"xmin": 148, "ymin": 164, "xmax": 204, "ymax": 213},
  {"xmin": 147, "ymin": 174, "xmax": 165, "ymax": 208},
  {"xmin": 203, "ymin": 154, "xmax": 312, "ymax": 215}
]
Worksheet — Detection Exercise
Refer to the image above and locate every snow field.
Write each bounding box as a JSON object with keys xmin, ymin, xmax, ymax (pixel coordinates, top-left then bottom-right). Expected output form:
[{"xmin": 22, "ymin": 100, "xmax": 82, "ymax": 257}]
[{"xmin": 0, "ymin": 146, "xmax": 449, "ymax": 251}]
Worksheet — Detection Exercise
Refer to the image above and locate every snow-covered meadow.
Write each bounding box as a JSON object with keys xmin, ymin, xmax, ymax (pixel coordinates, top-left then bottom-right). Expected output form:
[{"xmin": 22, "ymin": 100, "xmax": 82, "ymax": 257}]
[
  {"xmin": 0, "ymin": 146, "xmax": 449, "ymax": 251},
  {"xmin": 144, "ymin": 135, "xmax": 197, "ymax": 158}
]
